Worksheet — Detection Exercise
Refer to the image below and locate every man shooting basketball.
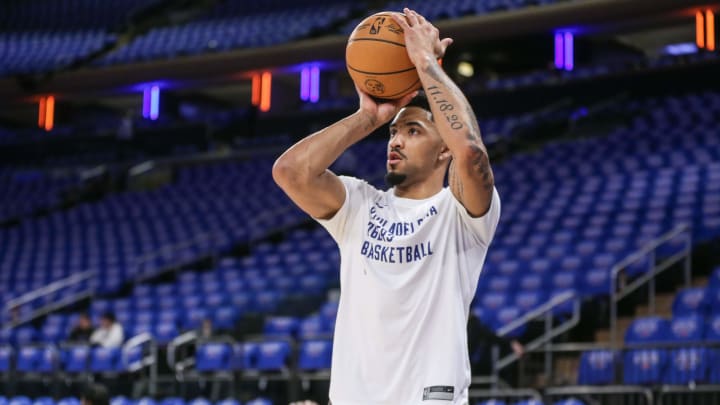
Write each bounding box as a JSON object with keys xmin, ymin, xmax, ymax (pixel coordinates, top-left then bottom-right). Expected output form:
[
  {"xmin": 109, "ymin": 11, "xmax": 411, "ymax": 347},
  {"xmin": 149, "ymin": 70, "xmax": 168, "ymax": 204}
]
[{"xmin": 273, "ymin": 8, "xmax": 500, "ymax": 405}]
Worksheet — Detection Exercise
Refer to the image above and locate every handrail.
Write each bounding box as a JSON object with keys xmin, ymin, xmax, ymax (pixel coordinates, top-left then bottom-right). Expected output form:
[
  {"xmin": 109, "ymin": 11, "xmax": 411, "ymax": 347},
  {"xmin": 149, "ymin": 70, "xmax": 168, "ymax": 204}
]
[
  {"xmin": 496, "ymin": 290, "xmax": 575, "ymax": 337},
  {"xmin": 546, "ymin": 385, "xmax": 653, "ymax": 404},
  {"xmin": 468, "ymin": 388, "xmax": 542, "ymax": 402},
  {"xmin": 133, "ymin": 231, "xmax": 220, "ymax": 283},
  {"xmin": 123, "ymin": 332, "xmax": 158, "ymax": 396},
  {"xmin": 610, "ymin": 223, "xmax": 692, "ymax": 349},
  {"xmin": 495, "ymin": 294, "xmax": 581, "ymax": 373},
  {"xmin": 4, "ymin": 269, "xmax": 95, "ymax": 311},
  {"xmin": 3, "ymin": 270, "xmax": 97, "ymax": 328},
  {"xmin": 167, "ymin": 330, "xmax": 198, "ymax": 372}
]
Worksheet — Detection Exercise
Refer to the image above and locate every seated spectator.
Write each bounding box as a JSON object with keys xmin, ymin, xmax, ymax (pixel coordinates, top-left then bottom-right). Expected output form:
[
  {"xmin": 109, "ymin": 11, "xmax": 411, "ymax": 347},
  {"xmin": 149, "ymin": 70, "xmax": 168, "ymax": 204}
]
[
  {"xmin": 90, "ymin": 312, "xmax": 124, "ymax": 348},
  {"xmin": 198, "ymin": 318, "xmax": 215, "ymax": 340},
  {"xmin": 69, "ymin": 313, "xmax": 94, "ymax": 343}
]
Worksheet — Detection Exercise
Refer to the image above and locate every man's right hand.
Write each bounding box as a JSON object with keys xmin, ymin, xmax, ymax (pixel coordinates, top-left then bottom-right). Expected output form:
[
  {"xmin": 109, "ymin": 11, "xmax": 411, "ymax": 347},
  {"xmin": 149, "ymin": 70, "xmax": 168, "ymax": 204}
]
[{"xmin": 356, "ymin": 84, "xmax": 418, "ymax": 129}]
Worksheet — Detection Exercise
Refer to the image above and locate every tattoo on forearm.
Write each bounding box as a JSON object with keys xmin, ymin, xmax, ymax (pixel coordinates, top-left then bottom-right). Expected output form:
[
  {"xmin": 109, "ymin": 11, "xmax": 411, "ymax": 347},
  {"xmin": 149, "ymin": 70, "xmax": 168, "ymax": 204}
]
[
  {"xmin": 471, "ymin": 144, "xmax": 494, "ymax": 192},
  {"xmin": 423, "ymin": 63, "xmax": 494, "ymax": 194},
  {"xmin": 426, "ymin": 85, "xmax": 464, "ymax": 130}
]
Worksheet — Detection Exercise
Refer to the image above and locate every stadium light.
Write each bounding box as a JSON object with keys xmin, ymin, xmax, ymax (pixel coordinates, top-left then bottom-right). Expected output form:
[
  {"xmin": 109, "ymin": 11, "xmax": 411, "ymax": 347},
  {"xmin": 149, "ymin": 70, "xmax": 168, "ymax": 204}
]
[
  {"xmin": 564, "ymin": 32, "xmax": 574, "ymax": 71},
  {"xmin": 251, "ymin": 74, "xmax": 261, "ymax": 106},
  {"xmin": 707, "ymin": 10, "xmax": 715, "ymax": 51},
  {"xmin": 142, "ymin": 87, "xmax": 151, "ymax": 119},
  {"xmin": 300, "ymin": 67, "xmax": 310, "ymax": 101},
  {"xmin": 149, "ymin": 86, "xmax": 160, "ymax": 121},
  {"xmin": 697, "ymin": 11, "xmax": 706, "ymax": 49},
  {"xmin": 37, "ymin": 96, "xmax": 55, "ymax": 131},
  {"xmin": 555, "ymin": 33, "xmax": 564, "ymax": 69},
  {"xmin": 554, "ymin": 32, "xmax": 574, "ymax": 71},
  {"xmin": 260, "ymin": 71, "xmax": 272, "ymax": 112},
  {"xmin": 310, "ymin": 65, "xmax": 320, "ymax": 103}
]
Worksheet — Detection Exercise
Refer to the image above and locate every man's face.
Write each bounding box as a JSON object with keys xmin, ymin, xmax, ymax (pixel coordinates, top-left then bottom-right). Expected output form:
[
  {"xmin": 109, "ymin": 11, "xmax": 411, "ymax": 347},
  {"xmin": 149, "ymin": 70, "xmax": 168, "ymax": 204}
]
[
  {"xmin": 79, "ymin": 316, "xmax": 90, "ymax": 328},
  {"xmin": 387, "ymin": 106, "xmax": 444, "ymax": 186},
  {"xmin": 100, "ymin": 318, "xmax": 111, "ymax": 329}
]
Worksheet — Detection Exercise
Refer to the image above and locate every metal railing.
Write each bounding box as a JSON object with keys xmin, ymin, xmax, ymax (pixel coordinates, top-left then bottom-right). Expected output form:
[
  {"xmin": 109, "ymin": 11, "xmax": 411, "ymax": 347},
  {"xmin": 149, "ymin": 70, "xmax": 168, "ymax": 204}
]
[
  {"xmin": 469, "ymin": 388, "xmax": 542, "ymax": 403},
  {"xmin": 610, "ymin": 224, "xmax": 692, "ymax": 348},
  {"xmin": 133, "ymin": 231, "xmax": 221, "ymax": 284},
  {"xmin": 492, "ymin": 290, "xmax": 581, "ymax": 384},
  {"xmin": 3, "ymin": 270, "xmax": 96, "ymax": 327},
  {"xmin": 123, "ymin": 332, "xmax": 158, "ymax": 396},
  {"xmin": 546, "ymin": 385, "xmax": 654, "ymax": 405}
]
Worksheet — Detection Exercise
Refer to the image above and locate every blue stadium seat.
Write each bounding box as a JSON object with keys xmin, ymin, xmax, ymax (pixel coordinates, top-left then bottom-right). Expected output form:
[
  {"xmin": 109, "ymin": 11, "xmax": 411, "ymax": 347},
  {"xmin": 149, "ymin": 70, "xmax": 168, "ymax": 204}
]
[
  {"xmin": 244, "ymin": 399, "xmax": 271, "ymax": 405},
  {"xmin": 63, "ymin": 346, "xmax": 90, "ymax": 372},
  {"xmin": 32, "ymin": 398, "xmax": 54, "ymax": 405},
  {"xmin": 159, "ymin": 398, "xmax": 184, "ymax": 405},
  {"xmin": 668, "ymin": 314, "xmax": 703, "ymax": 341},
  {"xmin": 623, "ymin": 349, "xmax": 667, "ymax": 385},
  {"xmin": 264, "ymin": 317, "xmax": 299, "ymax": 337},
  {"xmin": 476, "ymin": 400, "xmax": 506, "ymax": 405},
  {"xmin": 578, "ymin": 350, "xmax": 615, "ymax": 385},
  {"xmin": 196, "ymin": 343, "xmax": 231, "ymax": 372},
  {"xmin": 57, "ymin": 399, "xmax": 80, "ymax": 405},
  {"xmin": 552, "ymin": 400, "xmax": 586, "ymax": 405},
  {"xmin": 155, "ymin": 322, "xmax": 179, "ymax": 344},
  {"xmin": 514, "ymin": 400, "xmax": 545, "ymax": 405},
  {"xmin": 136, "ymin": 398, "xmax": 157, "ymax": 405},
  {"xmin": 111, "ymin": 397, "xmax": 134, "ymax": 405},
  {"xmin": 625, "ymin": 316, "xmax": 670, "ymax": 344},
  {"xmin": 16, "ymin": 347, "xmax": 40, "ymax": 372},
  {"xmin": 0, "ymin": 346, "xmax": 12, "ymax": 372},
  {"xmin": 663, "ymin": 347, "xmax": 708, "ymax": 384},
  {"xmin": 672, "ymin": 287, "xmax": 709, "ymax": 316},
  {"xmin": 8, "ymin": 397, "xmax": 31, "ymax": 405},
  {"xmin": 256, "ymin": 341, "xmax": 291, "ymax": 371},
  {"xmin": 91, "ymin": 347, "xmax": 122, "ymax": 372},
  {"xmin": 187, "ymin": 399, "xmax": 211, "ymax": 405},
  {"xmin": 298, "ymin": 339, "xmax": 332, "ymax": 371}
]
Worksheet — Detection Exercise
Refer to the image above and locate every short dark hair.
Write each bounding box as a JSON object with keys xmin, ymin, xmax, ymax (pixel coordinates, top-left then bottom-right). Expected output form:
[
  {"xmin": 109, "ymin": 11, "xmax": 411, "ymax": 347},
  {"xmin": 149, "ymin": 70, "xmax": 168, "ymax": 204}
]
[
  {"xmin": 81, "ymin": 383, "xmax": 109, "ymax": 405},
  {"xmin": 404, "ymin": 91, "xmax": 433, "ymax": 121},
  {"xmin": 101, "ymin": 312, "xmax": 115, "ymax": 323}
]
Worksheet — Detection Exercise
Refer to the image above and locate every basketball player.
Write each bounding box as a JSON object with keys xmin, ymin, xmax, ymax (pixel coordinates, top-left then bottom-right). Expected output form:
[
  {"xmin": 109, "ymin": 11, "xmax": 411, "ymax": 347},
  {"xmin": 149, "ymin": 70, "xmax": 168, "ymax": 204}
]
[{"xmin": 273, "ymin": 8, "xmax": 499, "ymax": 405}]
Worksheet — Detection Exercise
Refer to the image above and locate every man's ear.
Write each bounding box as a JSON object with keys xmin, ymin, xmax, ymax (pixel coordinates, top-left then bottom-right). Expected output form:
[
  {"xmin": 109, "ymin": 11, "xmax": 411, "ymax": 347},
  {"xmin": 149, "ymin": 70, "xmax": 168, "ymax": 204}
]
[{"xmin": 439, "ymin": 145, "xmax": 451, "ymax": 161}]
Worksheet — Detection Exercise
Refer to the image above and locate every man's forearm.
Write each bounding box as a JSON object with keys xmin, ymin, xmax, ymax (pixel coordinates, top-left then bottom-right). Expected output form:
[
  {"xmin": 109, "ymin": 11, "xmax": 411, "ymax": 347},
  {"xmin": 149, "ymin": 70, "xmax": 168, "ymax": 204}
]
[
  {"xmin": 276, "ymin": 110, "xmax": 379, "ymax": 181},
  {"xmin": 415, "ymin": 55, "xmax": 486, "ymax": 155}
]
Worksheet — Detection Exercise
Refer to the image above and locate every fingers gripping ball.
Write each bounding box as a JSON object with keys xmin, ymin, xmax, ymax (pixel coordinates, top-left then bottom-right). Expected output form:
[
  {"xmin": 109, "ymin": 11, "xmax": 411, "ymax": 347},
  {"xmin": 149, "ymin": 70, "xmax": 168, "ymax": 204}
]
[{"xmin": 346, "ymin": 12, "xmax": 421, "ymax": 100}]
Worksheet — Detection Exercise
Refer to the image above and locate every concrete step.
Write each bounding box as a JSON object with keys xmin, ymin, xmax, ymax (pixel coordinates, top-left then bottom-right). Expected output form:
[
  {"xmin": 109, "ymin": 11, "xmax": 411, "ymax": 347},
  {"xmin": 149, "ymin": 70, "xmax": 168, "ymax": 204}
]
[
  {"xmin": 635, "ymin": 292, "xmax": 675, "ymax": 317},
  {"xmin": 693, "ymin": 276, "xmax": 709, "ymax": 287},
  {"xmin": 553, "ymin": 356, "xmax": 580, "ymax": 385},
  {"xmin": 595, "ymin": 317, "xmax": 634, "ymax": 343}
]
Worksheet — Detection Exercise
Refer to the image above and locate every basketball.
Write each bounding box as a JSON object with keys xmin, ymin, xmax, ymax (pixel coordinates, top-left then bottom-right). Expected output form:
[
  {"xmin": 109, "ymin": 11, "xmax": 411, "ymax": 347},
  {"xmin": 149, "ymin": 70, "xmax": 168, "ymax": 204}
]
[{"xmin": 346, "ymin": 12, "xmax": 421, "ymax": 100}]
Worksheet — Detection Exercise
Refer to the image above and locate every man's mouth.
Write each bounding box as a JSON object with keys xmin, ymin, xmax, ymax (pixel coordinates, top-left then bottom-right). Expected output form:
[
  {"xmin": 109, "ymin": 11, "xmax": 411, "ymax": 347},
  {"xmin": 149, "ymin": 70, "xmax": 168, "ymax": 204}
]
[{"xmin": 388, "ymin": 152, "xmax": 403, "ymax": 164}]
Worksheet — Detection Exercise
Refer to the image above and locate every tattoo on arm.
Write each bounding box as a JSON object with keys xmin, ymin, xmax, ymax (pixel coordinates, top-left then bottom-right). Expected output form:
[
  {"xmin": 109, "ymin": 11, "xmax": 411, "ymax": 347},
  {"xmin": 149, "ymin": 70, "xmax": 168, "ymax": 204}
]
[{"xmin": 423, "ymin": 63, "xmax": 494, "ymax": 193}]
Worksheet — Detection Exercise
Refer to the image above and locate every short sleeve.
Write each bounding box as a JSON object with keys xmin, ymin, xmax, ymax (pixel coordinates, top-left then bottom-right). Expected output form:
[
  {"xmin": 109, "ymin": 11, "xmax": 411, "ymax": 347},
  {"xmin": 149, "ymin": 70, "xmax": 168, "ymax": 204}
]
[
  {"xmin": 451, "ymin": 186, "xmax": 501, "ymax": 247},
  {"xmin": 314, "ymin": 176, "xmax": 374, "ymax": 243}
]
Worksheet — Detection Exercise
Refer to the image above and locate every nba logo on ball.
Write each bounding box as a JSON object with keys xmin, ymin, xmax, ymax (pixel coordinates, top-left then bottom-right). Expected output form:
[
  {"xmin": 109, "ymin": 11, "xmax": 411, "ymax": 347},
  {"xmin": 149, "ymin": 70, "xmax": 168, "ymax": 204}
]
[{"xmin": 346, "ymin": 12, "xmax": 421, "ymax": 99}]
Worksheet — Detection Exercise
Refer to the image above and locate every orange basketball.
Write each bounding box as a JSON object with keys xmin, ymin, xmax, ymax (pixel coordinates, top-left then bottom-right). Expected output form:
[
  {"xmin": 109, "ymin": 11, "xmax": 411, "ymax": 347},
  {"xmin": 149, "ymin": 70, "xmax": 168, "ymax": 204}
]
[{"xmin": 346, "ymin": 12, "xmax": 420, "ymax": 100}]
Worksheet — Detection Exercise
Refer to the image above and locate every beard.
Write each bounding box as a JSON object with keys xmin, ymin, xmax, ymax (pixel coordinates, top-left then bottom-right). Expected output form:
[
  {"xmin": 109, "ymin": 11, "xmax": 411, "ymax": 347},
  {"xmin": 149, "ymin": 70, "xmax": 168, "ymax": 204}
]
[{"xmin": 385, "ymin": 171, "xmax": 407, "ymax": 187}]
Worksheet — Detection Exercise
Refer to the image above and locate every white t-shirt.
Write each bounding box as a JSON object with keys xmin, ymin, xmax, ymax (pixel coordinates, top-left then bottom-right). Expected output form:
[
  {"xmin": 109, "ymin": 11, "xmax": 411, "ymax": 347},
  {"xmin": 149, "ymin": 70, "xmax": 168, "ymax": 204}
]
[{"xmin": 317, "ymin": 176, "xmax": 501, "ymax": 405}]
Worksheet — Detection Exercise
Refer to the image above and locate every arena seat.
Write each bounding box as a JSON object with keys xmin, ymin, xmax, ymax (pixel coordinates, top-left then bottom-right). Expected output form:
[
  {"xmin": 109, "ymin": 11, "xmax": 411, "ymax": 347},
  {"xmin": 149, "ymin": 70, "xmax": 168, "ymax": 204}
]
[
  {"xmin": 623, "ymin": 349, "xmax": 667, "ymax": 385},
  {"xmin": 625, "ymin": 316, "xmax": 671, "ymax": 344},
  {"xmin": 668, "ymin": 314, "xmax": 704, "ymax": 342},
  {"xmin": 662, "ymin": 347, "xmax": 708, "ymax": 385},
  {"xmin": 255, "ymin": 341, "xmax": 291, "ymax": 372},
  {"xmin": 196, "ymin": 343, "xmax": 232, "ymax": 372},
  {"xmin": 298, "ymin": 339, "xmax": 332, "ymax": 371},
  {"xmin": 62, "ymin": 346, "xmax": 90, "ymax": 373},
  {"xmin": 577, "ymin": 350, "xmax": 615, "ymax": 385},
  {"xmin": 672, "ymin": 287, "xmax": 709, "ymax": 317},
  {"xmin": 90, "ymin": 346, "xmax": 122, "ymax": 372}
]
